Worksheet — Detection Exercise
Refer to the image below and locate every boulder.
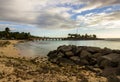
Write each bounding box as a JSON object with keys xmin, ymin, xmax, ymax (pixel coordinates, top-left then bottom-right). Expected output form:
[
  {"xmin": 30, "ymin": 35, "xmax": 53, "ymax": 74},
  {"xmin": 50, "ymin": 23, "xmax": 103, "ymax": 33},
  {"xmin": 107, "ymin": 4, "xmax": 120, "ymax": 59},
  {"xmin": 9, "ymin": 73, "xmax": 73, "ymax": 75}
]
[
  {"xmin": 48, "ymin": 52, "xmax": 64, "ymax": 63},
  {"xmin": 112, "ymin": 50, "xmax": 120, "ymax": 54},
  {"xmin": 89, "ymin": 58, "xmax": 97, "ymax": 66},
  {"xmin": 92, "ymin": 53, "xmax": 102, "ymax": 58},
  {"xmin": 75, "ymin": 47, "xmax": 82, "ymax": 55},
  {"xmin": 70, "ymin": 56, "xmax": 80, "ymax": 64},
  {"xmin": 65, "ymin": 51, "xmax": 74, "ymax": 57},
  {"xmin": 102, "ymin": 48, "xmax": 113, "ymax": 55},
  {"xmin": 86, "ymin": 47, "xmax": 101, "ymax": 54},
  {"xmin": 71, "ymin": 45, "xmax": 77, "ymax": 53},
  {"xmin": 47, "ymin": 50, "xmax": 58, "ymax": 59},
  {"xmin": 57, "ymin": 45, "xmax": 72, "ymax": 52},
  {"xmin": 57, "ymin": 58, "xmax": 75, "ymax": 66},
  {"xmin": 108, "ymin": 75, "xmax": 120, "ymax": 82},
  {"xmin": 98, "ymin": 53, "xmax": 120, "ymax": 68},
  {"xmin": 80, "ymin": 50, "xmax": 92, "ymax": 59},
  {"xmin": 80, "ymin": 59, "xmax": 89, "ymax": 65}
]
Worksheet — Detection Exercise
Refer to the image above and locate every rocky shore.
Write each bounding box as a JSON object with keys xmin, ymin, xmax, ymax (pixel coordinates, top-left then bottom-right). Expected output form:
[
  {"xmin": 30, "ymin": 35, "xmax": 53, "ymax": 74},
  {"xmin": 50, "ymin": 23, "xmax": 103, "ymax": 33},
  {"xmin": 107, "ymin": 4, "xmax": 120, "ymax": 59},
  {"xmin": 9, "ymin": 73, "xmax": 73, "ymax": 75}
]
[
  {"xmin": 48, "ymin": 45, "xmax": 120, "ymax": 82},
  {"xmin": 0, "ymin": 42, "xmax": 119, "ymax": 82}
]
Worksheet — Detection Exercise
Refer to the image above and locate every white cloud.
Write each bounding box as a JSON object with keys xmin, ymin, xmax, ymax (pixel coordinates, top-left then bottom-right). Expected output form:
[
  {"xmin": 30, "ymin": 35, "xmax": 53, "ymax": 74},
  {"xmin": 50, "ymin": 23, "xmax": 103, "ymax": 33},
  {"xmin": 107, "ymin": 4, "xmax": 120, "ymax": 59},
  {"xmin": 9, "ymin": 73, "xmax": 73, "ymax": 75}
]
[
  {"xmin": 76, "ymin": 11, "xmax": 120, "ymax": 29},
  {"xmin": 0, "ymin": 0, "xmax": 119, "ymax": 30}
]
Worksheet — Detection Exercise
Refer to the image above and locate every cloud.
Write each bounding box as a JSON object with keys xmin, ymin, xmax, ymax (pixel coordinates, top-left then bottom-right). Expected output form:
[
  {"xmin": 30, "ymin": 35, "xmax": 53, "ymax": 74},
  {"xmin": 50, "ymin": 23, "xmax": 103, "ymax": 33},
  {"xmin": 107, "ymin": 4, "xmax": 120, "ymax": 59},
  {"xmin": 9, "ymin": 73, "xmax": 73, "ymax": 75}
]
[
  {"xmin": 76, "ymin": 10, "xmax": 120, "ymax": 30},
  {"xmin": 0, "ymin": 0, "xmax": 120, "ymax": 30},
  {"xmin": 74, "ymin": 0, "xmax": 120, "ymax": 13},
  {"xmin": 0, "ymin": 0, "xmax": 80, "ymax": 29}
]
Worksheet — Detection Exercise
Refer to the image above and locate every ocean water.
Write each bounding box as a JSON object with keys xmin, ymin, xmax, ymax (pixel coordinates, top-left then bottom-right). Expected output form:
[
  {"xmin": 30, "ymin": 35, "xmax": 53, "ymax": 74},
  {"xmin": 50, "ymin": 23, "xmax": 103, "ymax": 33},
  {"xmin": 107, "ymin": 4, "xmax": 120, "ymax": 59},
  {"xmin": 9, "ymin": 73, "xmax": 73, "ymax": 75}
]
[{"xmin": 16, "ymin": 40, "xmax": 120, "ymax": 57}]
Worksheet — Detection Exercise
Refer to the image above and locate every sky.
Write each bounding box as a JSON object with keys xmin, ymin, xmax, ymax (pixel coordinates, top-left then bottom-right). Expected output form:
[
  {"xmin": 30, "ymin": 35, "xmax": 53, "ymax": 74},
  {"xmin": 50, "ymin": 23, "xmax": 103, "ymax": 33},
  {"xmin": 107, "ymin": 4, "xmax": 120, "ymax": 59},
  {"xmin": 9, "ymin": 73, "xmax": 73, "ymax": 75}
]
[{"xmin": 0, "ymin": 0, "xmax": 120, "ymax": 38}]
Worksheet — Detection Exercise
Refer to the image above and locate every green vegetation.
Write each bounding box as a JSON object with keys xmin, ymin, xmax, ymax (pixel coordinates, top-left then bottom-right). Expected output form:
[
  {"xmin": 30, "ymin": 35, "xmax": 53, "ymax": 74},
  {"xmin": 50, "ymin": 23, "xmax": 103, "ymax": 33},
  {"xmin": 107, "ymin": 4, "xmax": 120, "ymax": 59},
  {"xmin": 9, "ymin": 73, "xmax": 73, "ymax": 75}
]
[
  {"xmin": 67, "ymin": 33, "xmax": 97, "ymax": 40},
  {"xmin": 0, "ymin": 27, "xmax": 31, "ymax": 40}
]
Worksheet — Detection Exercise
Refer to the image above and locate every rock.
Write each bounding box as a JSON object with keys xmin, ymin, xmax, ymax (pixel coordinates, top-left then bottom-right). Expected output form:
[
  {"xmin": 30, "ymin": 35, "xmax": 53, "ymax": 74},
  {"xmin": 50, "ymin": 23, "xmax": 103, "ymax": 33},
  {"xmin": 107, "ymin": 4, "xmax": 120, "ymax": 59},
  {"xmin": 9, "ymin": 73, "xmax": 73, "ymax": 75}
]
[
  {"xmin": 80, "ymin": 50, "xmax": 92, "ymax": 59},
  {"xmin": 65, "ymin": 51, "xmax": 74, "ymax": 57},
  {"xmin": 57, "ymin": 45, "xmax": 72, "ymax": 52},
  {"xmin": 92, "ymin": 53, "xmax": 102, "ymax": 58},
  {"xmin": 57, "ymin": 52, "xmax": 65, "ymax": 57},
  {"xmin": 80, "ymin": 59, "xmax": 89, "ymax": 65},
  {"xmin": 98, "ymin": 53, "xmax": 120, "ymax": 68},
  {"xmin": 108, "ymin": 75, "xmax": 120, "ymax": 82},
  {"xmin": 47, "ymin": 50, "xmax": 58, "ymax": 59},
  {"xmin": 71, "ymin": 45, "xmax": 77, "ymax": 53},
  {"xmin": 75, "ymin": 47, "xmax": 82, "ymax": 55},
  {"xmin": 89, "ymin": 58, "xmax": 97, "ymax": 66},
  {"xmin": 86, "ymin": 47, "xmax": 101, "ymax": 53},
  {"xmin": 112, "ymin": 50, "xmax": 120, "ymax": 54},
  {"xmin": 57, "ymin": 58, "xmax": 75, "ymax": 66},
  {"xmin": 102, "ymin": 67, "xmax": 119, "ymax": 76},
  {"xmin": 102, "ymin": 48, "xmax": 113, "ymax": 55},
  {"xmin": 70, "ymin": 56, "xmax": 80, "ymax": 64}
]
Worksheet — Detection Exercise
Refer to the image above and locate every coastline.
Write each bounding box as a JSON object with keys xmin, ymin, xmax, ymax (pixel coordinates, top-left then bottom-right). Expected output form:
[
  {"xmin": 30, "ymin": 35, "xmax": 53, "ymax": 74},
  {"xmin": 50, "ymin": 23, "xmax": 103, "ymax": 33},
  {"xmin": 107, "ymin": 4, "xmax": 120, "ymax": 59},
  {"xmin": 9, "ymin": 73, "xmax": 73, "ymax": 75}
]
[
  {"xmin": 0, "ymin": 40, "xmax": 23, "ymax": 57},
  {"xmin": 0, "ymin": 40, "xmax": 120, "ymax": 82},
  {"xmin": 0, "ymin": 40, "xmax": 108, "ymax": 82}
]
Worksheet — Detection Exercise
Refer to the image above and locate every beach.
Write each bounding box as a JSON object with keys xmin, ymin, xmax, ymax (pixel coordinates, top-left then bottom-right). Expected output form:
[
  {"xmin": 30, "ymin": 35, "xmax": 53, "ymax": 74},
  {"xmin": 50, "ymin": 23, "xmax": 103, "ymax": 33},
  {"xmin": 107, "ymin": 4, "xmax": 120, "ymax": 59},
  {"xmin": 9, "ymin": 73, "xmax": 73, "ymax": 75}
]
[
  {"xmin": 0, "ymin": 40, "xmax": 110, "ymax": 82},
  {"xmin": 0, "ymin": 40, "xmax": 22, "ymax": 57}
]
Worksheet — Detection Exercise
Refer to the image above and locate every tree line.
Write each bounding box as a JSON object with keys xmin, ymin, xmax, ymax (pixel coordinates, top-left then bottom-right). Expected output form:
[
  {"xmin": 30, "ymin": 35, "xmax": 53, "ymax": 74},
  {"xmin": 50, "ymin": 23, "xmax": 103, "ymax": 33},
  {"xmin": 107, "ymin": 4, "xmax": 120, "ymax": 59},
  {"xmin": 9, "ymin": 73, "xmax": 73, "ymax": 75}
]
[
  {"xmin": 67, "ymin": 33, "xmax": 97, "ymax": 40},
  {"xmin": 0, "ymin": 27, "xmax": 31, "ymax": 40}
]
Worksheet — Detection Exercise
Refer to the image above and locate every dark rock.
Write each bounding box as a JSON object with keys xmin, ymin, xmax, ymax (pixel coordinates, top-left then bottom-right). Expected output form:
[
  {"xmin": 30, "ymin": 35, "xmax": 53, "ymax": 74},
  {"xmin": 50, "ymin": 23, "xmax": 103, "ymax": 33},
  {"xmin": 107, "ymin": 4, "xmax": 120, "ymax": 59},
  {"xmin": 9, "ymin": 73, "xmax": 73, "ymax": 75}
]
[
  {"xmin": 47, "ymin": 50, "xmax": 58, "ymax": 59},
  {"xmin": 80, "ymin": 59, "xmax": 89, "ymax": 65},
  {"xmin": 102, "ymin": 47, "xmax": 113, "ymax": 55},
  {"xmin": 57, "ymin": 45, "xmax": 72, "ymax": 52},
  {"xmin": 102, "ymin": 67, "xmax": 120, "ymax": 77},
  {"xmin": 108, "ymin": 75, "xmax": 120, "ymax": 82},
  {"xmin": 65, "ymin": 51, "xmax": 74, "ymax": 57},
  {"xmin": 89, "ymin": 58, "xmax": 97, "ymax": 66},
  {"xmin": 98, "ymin": 53, "xmax": 120, "ymax": 68},
  {"xmin": 92, "ymin": 53, "xmax": 102, "ymax": 58},
  {"xmin": 80, "ymin": 50, "xmax": 92, "ymax": 59},
  {"xmin": 57, "ymin": 52, "xmax": 65, "ymax": 58},
  {"xmin": 86, "ymin": 47, "xmax": 101, "ymax": 54},
  {"xmin": 75, "ymin": 47, "xmax": 82, "ymax": 55},
  {"xmin": 112, "ymin": 50, "xmax": 120, "ymax": 54},
  {"xmin": 70, "ymin": 56, "xmax": 80, "ymax": 64},
  {"xmin": 57, "ymin": 58, "xmax": 75, "ymax": 66},
  {"xmin": 71, "ymin": 45, "xmax": 77, "ymax": 53}
]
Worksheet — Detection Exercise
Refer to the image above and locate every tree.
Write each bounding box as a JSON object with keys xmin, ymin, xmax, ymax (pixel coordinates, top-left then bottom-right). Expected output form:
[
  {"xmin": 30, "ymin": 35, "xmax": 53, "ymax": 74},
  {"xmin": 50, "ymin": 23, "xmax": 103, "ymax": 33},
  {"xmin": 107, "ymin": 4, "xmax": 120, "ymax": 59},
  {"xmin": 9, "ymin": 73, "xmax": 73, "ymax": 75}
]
[
  {"xmin": 5, "ymin": 27, "xmax": 10, "ymax": 33},
  {"xmin": 93, "ymin": 34, "xmax": 97, "ymax": 38},
  {"xmin": 5, "ymin": 27, "xmax": 10, "ymax": 39}
]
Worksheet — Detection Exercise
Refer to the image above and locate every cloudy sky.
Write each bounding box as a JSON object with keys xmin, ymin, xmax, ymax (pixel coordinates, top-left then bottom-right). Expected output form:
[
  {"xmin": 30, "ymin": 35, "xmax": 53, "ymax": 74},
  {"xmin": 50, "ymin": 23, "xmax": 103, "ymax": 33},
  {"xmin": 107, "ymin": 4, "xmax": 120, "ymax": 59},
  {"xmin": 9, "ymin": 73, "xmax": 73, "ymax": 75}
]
[{"xmin": 0, "ymin": 0, "xmax": 120, "ymax": 38}]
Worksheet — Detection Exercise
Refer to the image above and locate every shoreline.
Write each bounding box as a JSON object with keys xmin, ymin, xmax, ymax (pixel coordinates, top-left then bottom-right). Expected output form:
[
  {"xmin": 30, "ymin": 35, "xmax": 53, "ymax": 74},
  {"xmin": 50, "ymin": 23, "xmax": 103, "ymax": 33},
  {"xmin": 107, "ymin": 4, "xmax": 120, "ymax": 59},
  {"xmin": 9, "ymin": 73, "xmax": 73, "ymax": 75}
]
[
  {"xmin": 0, "ymin": 40, "xmax": 119, "ymax": 82},
  {"xmin": 0, "ymin": 40, "xmax": 26, "ymax": 57}
]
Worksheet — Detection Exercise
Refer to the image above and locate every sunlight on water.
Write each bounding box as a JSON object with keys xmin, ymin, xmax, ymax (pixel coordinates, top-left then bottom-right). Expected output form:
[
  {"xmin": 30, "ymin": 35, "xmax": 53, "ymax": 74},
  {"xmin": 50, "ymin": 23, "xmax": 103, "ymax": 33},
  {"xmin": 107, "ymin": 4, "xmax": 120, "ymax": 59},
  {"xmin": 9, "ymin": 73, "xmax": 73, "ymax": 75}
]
[{"xmin": 16, "ymin": 40, "xmax": 120, "ymax": 57}]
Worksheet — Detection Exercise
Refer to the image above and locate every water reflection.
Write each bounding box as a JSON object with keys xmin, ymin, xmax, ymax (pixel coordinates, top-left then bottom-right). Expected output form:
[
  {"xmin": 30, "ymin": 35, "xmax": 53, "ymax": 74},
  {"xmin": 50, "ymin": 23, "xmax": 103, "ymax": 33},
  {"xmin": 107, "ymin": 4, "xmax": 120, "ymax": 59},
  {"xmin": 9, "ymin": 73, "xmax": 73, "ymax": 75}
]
[{"xmin": 16, "ymin": 40, "xmax": 120, "ymax": 57}]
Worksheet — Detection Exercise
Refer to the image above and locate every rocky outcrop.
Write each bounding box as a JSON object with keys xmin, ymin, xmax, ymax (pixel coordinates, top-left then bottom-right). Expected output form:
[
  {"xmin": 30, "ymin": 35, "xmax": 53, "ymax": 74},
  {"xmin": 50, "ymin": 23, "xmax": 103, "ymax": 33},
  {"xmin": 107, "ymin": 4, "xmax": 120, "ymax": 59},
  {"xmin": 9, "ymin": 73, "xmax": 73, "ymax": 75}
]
[{"xmin": 47, "ymin": 45, "xmax": 120, "ymax": 81}]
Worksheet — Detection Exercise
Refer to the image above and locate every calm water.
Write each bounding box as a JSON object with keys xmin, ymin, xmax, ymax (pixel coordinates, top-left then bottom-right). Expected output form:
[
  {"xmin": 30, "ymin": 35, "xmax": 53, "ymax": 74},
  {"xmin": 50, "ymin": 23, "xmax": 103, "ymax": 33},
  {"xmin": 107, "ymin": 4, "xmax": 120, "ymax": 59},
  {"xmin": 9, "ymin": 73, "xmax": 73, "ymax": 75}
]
[{"xmin": 16, "ymin": 40, "xmax": 120, "ymax": 57}]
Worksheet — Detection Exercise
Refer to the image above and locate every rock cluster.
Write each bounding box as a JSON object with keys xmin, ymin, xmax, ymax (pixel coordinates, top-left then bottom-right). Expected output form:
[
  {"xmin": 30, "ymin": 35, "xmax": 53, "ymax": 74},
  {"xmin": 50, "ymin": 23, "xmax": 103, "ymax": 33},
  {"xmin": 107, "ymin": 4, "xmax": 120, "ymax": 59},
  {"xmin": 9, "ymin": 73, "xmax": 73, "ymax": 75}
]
[{"xmin": 47, "ymin": 45, "xmax": 120, "ymax": 81}]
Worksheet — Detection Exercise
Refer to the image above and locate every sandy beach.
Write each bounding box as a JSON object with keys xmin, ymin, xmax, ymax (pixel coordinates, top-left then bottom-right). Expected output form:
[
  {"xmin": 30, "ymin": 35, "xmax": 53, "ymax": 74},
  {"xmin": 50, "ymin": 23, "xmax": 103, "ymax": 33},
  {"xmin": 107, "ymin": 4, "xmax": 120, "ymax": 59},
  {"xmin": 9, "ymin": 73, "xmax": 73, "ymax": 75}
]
[{"xmin": 0, "ymin": 40, "xmax": 22, "ymax": 57}]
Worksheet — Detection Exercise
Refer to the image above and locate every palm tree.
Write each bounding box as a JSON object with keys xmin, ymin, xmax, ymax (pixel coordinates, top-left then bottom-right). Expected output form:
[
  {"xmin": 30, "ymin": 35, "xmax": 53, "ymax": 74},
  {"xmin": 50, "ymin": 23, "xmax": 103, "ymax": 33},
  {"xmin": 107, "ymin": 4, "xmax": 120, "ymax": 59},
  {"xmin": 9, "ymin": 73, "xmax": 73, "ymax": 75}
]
[
  {"xmin": 5, "ymin": 27, "xmax": 10, "ymax": 39},
  {"xmin": 5, "ymin": 27, "xmax": 10, "ymax": 33},
  {"xmin": 93, "ymin": 34, "xmax": 97, "ymax": 39}
]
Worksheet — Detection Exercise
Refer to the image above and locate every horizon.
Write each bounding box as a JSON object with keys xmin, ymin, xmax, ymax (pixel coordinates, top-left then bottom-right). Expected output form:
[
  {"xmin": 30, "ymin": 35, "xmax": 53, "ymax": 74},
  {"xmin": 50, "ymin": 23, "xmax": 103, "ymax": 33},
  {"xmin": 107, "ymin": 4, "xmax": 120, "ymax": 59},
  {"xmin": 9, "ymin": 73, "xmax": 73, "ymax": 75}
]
[{"xmin": 0, "ymin": 0, "xmax": 120, "ymax": 38}]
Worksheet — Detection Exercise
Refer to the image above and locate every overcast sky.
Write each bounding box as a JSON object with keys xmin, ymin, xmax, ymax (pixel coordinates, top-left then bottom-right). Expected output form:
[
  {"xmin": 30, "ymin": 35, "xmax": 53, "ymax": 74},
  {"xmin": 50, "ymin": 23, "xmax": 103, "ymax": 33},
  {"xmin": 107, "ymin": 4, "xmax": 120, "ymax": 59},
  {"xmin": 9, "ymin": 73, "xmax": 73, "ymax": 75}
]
[{"xmin": 0, "ymin": 0, "xmax": 120, "ymax": 38}]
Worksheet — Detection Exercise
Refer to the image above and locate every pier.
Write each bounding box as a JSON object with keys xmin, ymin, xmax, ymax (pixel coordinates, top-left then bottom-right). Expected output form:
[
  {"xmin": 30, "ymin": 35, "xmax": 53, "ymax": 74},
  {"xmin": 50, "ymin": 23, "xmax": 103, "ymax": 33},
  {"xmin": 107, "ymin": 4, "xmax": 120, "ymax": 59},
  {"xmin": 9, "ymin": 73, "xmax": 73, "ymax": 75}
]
[{"xmin": 30, "ymin": 37, "xmax": 66, "ymax": 41}]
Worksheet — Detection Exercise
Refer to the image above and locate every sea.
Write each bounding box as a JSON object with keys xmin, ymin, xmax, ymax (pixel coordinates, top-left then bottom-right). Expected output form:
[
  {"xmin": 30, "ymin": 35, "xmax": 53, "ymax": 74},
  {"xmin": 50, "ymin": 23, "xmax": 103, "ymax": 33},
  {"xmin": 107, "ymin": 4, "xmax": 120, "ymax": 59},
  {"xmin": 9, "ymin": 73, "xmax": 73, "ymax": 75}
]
[{"xmin": 16, "ymin": 39, "xmax": 120, "ymax": 57}]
